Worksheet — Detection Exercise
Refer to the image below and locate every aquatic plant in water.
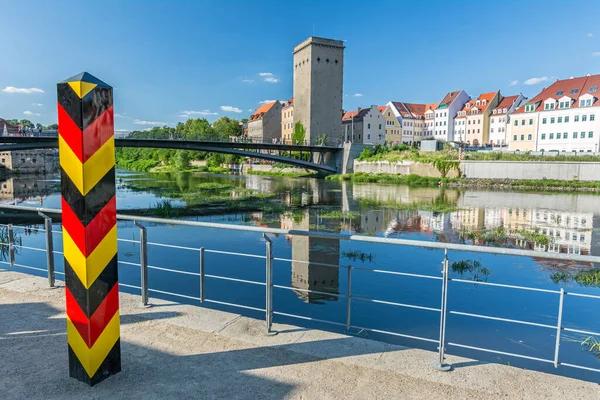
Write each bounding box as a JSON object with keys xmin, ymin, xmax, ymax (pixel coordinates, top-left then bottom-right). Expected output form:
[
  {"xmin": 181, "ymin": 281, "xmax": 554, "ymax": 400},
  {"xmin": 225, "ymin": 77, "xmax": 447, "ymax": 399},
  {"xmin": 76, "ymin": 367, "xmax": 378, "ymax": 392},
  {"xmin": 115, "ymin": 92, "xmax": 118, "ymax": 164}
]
[
  {"xmin": 341, "ymin": 250, "xmax": 375, "ymax": 263},
  {"xmin": 450, "ymin": 259, "xmax": 491, "ymax": 282}
]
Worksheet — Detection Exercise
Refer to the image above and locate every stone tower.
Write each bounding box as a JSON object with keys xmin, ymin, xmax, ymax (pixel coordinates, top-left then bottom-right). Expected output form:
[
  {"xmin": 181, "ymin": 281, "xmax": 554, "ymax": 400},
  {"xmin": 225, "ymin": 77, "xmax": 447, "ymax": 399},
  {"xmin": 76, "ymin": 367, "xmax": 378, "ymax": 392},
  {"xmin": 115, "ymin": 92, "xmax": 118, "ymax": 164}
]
[{"xmin": 293, "ymin": 37, "xmax": 345, "ymax": 144}]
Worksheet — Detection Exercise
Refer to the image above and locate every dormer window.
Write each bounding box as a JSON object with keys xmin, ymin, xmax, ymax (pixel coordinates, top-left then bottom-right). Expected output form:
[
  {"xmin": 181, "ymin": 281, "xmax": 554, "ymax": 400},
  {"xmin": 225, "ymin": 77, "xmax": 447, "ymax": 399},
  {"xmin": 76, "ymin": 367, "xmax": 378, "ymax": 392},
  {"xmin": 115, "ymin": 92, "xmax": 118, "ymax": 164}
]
[
  {"xmin": 465, "ymin": 103, "xmax": 470, "ymax": 108},
  {"xmin": 503, "ymin": 108, "xmax": 507, "ymax": 113},
  {"xmin": 570, "ymin": 88, "xmax": 579, "ymax": 95},
  {"xmin": 476, "ymin": 100, "xmax": 480, "ymax": 106},
  {"xmin": 482, "ymin": 100, "xmax": 487, "ymax": 105},
  {"xmin": 580, "ymin": 99, "xmax": 593, "ymax": 107},
  {"xmin": 525, "ymin": 104, "xmax": 535, "ymax": 112},
  {"xmin": 556, "ymin": 90, "xmax": 564, "ymax": 96},
  {"xmin": 493, "ymin": 109, "xmax": 497, "ymax": 114},
  {"xmin": 590, "ymin": 86, "xmax": 598, "ymax": 93}
]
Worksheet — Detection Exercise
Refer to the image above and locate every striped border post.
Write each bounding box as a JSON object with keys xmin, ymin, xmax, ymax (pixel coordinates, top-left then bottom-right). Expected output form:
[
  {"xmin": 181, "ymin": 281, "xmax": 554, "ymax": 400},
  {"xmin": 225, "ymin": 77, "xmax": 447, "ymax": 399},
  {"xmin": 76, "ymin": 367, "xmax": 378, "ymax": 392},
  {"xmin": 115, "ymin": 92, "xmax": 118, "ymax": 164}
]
[{"xmin": 57, "ymin": 72, "xmax": 120, "ymax": 385}]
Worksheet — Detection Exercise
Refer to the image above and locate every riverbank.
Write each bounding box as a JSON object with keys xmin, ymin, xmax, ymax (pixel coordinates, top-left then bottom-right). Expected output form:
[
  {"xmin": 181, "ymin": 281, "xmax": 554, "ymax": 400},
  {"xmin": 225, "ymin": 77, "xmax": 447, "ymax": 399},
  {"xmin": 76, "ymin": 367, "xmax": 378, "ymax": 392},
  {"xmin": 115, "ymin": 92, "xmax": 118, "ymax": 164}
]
[
  {"xmin": 327, "ymin": 173, "xmax": 600, "ymax": 192},
  {"xmin": 2, "ymin": 270, "xmax": 597, "ymax": 399}
]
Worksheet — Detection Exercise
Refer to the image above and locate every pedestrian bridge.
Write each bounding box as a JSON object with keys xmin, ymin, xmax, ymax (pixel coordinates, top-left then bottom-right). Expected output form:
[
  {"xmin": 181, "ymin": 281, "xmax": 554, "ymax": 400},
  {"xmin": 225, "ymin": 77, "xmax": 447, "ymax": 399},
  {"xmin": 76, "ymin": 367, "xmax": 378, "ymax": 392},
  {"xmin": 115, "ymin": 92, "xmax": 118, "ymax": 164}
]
[{"xmin": 0, "ymin": 136, "xmax": 342, "ymax": 173}]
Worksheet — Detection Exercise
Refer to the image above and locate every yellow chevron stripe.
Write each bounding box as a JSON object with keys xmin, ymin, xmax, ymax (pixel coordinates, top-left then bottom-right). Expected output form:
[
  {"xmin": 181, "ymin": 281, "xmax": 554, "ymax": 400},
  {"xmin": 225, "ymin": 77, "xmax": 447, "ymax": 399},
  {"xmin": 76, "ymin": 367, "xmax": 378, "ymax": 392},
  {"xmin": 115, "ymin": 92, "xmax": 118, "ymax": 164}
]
[
  {"xmin": 67, "ymin": 312, "xmax": 120, "ymax": 378},
  {"xmin": 59, "ymin": 135, "xmax": 83, "ymax": 193},
  {"xmin": 63, "ymin": 226, "xmax": 117, "ymax": 289},
  {"xmin": 59, "ymin": 136, "xmax": 115, "ymax": 196},
  {"xmin": 68, "ymin": 81, "xmax": 98, "ymax": 99}
]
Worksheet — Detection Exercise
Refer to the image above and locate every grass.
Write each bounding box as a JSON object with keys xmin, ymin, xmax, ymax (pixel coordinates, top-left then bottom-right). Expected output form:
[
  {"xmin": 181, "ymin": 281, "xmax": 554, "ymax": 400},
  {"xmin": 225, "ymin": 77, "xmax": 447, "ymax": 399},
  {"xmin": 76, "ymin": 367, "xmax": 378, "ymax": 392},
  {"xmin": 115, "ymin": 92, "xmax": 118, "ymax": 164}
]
[
  {"xmin": 327, "ymin": 173, "xmax": 455, "ymax": 187},
  {"xmin": 247, "ymin": 170, "xmax": 317, "ymax": 177},
  {"xmin": 149, "ymin": 200, "xmax": 181, "ymax": 217},
  {"xmin": 319, "ymin": 210, "xmax": 361, "ymax": 219}
]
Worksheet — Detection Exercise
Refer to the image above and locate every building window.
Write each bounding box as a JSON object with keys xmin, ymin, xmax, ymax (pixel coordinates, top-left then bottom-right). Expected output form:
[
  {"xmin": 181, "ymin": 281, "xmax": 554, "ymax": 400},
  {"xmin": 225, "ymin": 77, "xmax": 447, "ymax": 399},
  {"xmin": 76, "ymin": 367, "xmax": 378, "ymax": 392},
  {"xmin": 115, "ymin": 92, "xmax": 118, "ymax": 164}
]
[
  {"xmin": 528, "ymin": 134, "xmax": 532, "ymax": 140},
  {"xmin": 529, "ymin": 119, "xmax": 533, "ymax": 125},
  {"xmin": 564, "ymin": 132, "xmax": 567, "ymax": 139},
  {"xmin": 589, "ymin": 132, "xmax": 594, "ymax": 138},
  {"xmin": 378, "ymin": 124, "xmax": 382, "ymax": 129},
  {"xmin": 541, "ymin": 134, "xmax": 546, "ymax": 140},
  {"xmin": 581, "ymin": 132, "xmax": 585, "ymax": 138},
  {"xmin": 0, "ymin": 159, "xmax": 3, "ymax": 163},
  {"xmin": 521, "ymin": 119, "xmax": 525, "ymax": 126},
  {"xmin": 367, "ymin": 134, "xmax": 371, "ymax": 140},
  {"xmin": 491, "ymin": 128, "xmax": 494, "ymax": 133},
  {"xmin": 575, "ymin": 115, "xmax": 579, "ymax": 122},
  {"xmin": 557, "ymin": 133, "xmax": 561, "ymax": 139},
  {"xmin": 565, "ymin": 116, "xmax": 569, "ymax": 123},
  {"xmin": 558, "ymin": 117, "xmax": 562, "ymax": 123},
  {"xmin": 520, "ymin": 134, "xmax": 525, "ymax": 140},
  {"xmin": 542, "ymin": 118, "xmax": 547, "ymax": 124},
  {"xmin": 591, "ymin": 114, "xmax": 595, "ymax": 121},
  {"xmin": 573, "ymin": 132, "xmax": 577, "ymax": 138},
  {"xmin": 513, "ymin": 135, "xmax": 517, "ymax": 141},
  {"xmin": 549, "ymin": 133, "xmax": 554, "ymax": 139},
  {"xmin": 583, "ymin": 115, "xmax": 588, "ymax": 122},
  {"xmin": 368, "ymin": 123, "xmax": 371, "ymax": 129},
  {"xmin": 514, "ymin": 120, "xmax": 518, "ymax": 126},
  {"xmin": 551, "ymin": 117, "xmax": 555, "ymax": 124}
]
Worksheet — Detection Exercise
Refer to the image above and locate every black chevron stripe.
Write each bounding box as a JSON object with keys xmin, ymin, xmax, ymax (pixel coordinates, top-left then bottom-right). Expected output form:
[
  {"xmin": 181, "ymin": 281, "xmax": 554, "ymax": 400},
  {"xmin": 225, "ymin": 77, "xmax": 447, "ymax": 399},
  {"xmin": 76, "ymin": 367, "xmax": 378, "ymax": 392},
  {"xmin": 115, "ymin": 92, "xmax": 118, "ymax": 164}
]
[
  {"xmin": 68, "ymin": 339, "xmax": 121, "ymax": 386},
  {"xmin": 60, "ymin": 167, "xmax": 115, "ymax": 226},
  {"xmin": 58, "ymin": 83, "xmax": 113, "ymax": 131},
  {"xmin": 65, "ymin": 255, "xmax": 118, "ymax": 319}
]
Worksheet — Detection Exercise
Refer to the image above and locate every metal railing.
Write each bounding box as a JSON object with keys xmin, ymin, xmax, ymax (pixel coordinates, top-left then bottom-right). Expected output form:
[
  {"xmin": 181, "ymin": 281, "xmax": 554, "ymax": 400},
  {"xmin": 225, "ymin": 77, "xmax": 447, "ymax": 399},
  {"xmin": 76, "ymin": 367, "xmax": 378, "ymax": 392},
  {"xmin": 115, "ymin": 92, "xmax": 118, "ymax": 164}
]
[{"xmin": 1, "ymin": 204, "xmax": 600, "ymax": 375}]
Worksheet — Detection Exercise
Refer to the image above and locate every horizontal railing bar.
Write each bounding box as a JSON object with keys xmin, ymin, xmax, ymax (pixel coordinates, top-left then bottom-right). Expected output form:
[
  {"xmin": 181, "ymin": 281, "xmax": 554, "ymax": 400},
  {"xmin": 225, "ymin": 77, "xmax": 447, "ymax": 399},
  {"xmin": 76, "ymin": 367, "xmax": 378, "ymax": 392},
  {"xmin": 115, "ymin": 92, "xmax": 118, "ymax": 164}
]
[
  {"xmin": 273, "ymin": 284, "xmax": 345, "ymax": 298},
  {"xmin": 565, "ymin": 292, "xmax": 600, "ymax": 300},
  {"xmin": 52, "ymin": 250, "xmax": 63, "ymax": 255},
  {"xmin": 119, "ymin": 283, "xmax": 142, "ymax": 290},
  {"xmin": 118, "ymin": 261, "xmax": 141, "ymax": 267},
  {"xmin": 560, "ymin": 362, "xmax": 600, "ymax": 373},
  {"xmin": 148, "ymin": 287, "xmax": 199, "ymax": 301},
  {"xmin": 351, "ymin": 266, "xmax": 442, "ymax": 280},
  {"xmin": 562, "ymin": 327, "xmax": 600, "ymax": 336},
  {"xmin": 118, "ymin": 238, "xmax": 140, "ymax": 244},
  {"xmin": 204, "ymin": 249, "xmax": 266, "ymax": 259},
  {"xmin": 55, "ymin": 271, "xmax": 65, "ymax": 276},
  {"xmin": 449, "ymin": 310, "xmax": 556, "ymax": 329},
  {"xmin": 204, "ymin": 299, "xmax": 265, "ymax": 312},
  {"xmin": 273, "ymin": 311, "xmax": 347, "ymax": 327},
  {"xmin": 448, "ymin": 342, "xmax": 554, "ymax": 364},
  {"xmin": 4, "ymin": 204, "xmax": 600, "ymax": 264},
  {"xmin": 350, "ymin": 324, "xmax": 440, "ymax": 344},
  {"xmin": 148, "ymin": 264, "xmax": 200, "ymax": 276},
  {"xmin": 272, "ymin": 257, "xmax": 345, "ymax": 269},
  {"xmin": 205, "ymin": 274, "xmax": 265, "ymax": 286},
  {"xmin": 3, "ymin": 262, "xmax": 48, "ymax": 273},
  {"xmin": 353, "ymin": 296, "xmax": 441, "ymax": 312},
  {"xmin": 450, "ymin": 278, "xmax": 560, "ymax": 294},
  {"xmin": 147, "ymin": 242, "xmax": 200, "ymax": 252},
  {"xmin": 16, "ymin": 245, "xmax": 46, "ymax": 252}
]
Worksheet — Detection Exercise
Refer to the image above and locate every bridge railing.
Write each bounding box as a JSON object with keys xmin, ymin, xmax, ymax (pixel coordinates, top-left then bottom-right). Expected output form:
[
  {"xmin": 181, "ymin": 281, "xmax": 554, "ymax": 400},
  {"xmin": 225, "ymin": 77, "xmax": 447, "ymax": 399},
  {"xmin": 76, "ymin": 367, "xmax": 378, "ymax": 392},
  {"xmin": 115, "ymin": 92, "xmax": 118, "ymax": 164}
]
[{"xmin": 0, "ymin": 204, "xmax": 599, "ymax": 375}]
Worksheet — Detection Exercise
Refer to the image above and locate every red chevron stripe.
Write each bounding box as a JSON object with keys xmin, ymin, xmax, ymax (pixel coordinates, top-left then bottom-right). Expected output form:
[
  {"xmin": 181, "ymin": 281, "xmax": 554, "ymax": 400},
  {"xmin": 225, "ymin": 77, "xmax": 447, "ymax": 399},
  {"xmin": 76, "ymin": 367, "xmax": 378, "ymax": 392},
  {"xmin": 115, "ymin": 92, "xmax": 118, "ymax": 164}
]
[
  {"xmin": 82, "ymin": 106, "xmax": 114, "ymax": 163},
  {"xmin": 58, "ymin": 103, "xmax": 83, "ymax": 161},
  {"xmin": 62, "ymin": 195, "xmax": 117, "ymax": 257},
  {"xmin": 66, "ymin": 283, "xmax": 120, "ymax": 348}
]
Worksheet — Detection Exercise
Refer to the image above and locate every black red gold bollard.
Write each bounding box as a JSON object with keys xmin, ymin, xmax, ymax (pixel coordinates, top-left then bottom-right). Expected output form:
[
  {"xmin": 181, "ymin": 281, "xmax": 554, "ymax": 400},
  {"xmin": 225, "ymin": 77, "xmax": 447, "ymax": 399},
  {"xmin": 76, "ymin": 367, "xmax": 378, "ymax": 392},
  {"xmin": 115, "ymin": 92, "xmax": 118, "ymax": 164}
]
[{"xmin": 57, "ymin": 72, "xmax": 120, "ymax": 385}]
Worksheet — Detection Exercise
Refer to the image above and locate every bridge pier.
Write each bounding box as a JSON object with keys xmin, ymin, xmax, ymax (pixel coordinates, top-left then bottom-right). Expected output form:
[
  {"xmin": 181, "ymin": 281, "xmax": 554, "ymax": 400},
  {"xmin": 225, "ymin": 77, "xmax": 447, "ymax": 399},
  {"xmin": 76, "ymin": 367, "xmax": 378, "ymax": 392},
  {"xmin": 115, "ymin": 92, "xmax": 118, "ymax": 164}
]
[{"xmin": 340, "ymin": 143, "xmax": 366, "ymax": 174}]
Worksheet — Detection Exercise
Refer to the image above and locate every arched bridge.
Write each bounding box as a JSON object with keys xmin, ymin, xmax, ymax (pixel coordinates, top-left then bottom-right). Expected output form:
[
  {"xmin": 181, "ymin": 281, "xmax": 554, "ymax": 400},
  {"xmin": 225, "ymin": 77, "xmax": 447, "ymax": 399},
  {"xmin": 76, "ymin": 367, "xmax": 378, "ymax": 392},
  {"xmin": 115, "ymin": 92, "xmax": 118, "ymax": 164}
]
[{"xmin": 0, "ymin": 136, "xmax": 342, "ymax": 173}]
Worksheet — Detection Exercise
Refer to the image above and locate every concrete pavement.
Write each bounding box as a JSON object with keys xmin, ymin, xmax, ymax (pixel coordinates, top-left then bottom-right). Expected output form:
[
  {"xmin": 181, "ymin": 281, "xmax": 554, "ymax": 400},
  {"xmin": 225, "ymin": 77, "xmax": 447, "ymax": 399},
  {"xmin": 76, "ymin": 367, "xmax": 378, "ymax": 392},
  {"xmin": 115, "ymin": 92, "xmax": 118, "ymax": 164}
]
[{"xmin": 0, "ymin": 269, "xmax": 597, "ymax": 399}]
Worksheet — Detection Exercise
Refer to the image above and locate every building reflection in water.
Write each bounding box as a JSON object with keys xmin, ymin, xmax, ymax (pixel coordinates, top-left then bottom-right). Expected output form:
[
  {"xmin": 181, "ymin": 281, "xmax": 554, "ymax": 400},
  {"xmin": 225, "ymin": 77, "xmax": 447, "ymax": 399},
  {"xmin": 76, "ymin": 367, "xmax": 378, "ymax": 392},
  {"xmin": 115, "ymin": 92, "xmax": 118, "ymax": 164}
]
[
  {"xmin": 0, "ymin": 176, "xmax": 56, "ymax": 204},
  {"xmin": 281, "ymin": 209, "xmax": 340, "ymax": 304}
]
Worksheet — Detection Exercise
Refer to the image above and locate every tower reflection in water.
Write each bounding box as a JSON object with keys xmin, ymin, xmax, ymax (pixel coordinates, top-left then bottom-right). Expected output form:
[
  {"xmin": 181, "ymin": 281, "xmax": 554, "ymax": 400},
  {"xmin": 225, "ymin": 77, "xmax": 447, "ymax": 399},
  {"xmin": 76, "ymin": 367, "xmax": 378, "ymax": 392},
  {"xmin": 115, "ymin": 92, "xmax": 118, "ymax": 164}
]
[{"xmin": 282, "ymin": 209, "xmax": 340, "ymax": 304}]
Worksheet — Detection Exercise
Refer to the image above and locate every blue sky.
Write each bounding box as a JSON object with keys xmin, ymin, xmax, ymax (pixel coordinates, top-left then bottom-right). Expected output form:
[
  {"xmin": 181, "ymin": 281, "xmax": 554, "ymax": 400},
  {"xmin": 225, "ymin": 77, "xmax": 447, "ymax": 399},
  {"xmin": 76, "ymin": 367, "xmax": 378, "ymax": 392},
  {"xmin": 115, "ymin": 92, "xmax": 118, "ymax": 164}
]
[{"xmin": 1, "ymin": 0, "xmax": 600, "ymax": 130}]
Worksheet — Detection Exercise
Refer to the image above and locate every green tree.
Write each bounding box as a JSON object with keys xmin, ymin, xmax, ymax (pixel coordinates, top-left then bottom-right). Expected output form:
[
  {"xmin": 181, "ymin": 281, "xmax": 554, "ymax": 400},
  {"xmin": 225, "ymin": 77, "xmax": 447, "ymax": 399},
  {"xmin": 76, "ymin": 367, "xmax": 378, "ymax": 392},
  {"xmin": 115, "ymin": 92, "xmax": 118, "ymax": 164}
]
[
  {"xmin": 292, "ymin": 122, "xmax": 306, "ymax": 145},
  {"xmin": 35, "ymin": 123, "xmax": 42, "ymax": 130},
  {"xmin": 173, "ymin": 150, "xmax": 190, "ymax": 170},
  {"xmin": 19, "ymin": 119, "xmax": 33, "ymax": 127},
  {"xmin": 45, "ymin": 124, "xmax": 58, "ymax": 130},
  {"xmin": 316, "ymin": 133, "xmax": 329, "ymax": 146},
  {"xmin": 213, "ymin": 116, "xmax": 242, "ymax": 139}
]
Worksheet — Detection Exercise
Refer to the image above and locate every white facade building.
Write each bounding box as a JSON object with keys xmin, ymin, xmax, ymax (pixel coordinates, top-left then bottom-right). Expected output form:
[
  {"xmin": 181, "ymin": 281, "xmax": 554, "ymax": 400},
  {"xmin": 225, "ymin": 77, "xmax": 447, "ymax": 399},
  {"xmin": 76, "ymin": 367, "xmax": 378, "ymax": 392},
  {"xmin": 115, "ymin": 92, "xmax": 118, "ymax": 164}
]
[
  {"xmin": 434, "ymin": 90, "xmax": 470, "ymax": 142},
  {"xmin": 489, "ymin": 94, "xmax": 526, "ymax": 147}
]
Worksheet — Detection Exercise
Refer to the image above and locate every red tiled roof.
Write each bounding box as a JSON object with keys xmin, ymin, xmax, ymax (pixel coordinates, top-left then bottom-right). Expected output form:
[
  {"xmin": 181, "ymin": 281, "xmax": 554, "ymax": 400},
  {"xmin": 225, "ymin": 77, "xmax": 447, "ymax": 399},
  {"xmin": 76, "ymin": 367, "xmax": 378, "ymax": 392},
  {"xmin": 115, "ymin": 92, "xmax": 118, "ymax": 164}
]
[
  {"xmin": 513, "ymin": 74, "xmax": 600, "ymax": 115},
  {"xmin": 438, "ymin": 91, "xmax": 462, "ymax": 108},
  {"xmin": 378, "ymin": 105, "xmax": 386, "ymax": 114},
  {"xmin": 458, "ymin": 91, "xmax": 498, "ymax": 115},
  {"xmin": 493, "ymin": 95, "xmax": 520, "ymax": 112},
  {"xmin": 342, "ymin": 110, "xmax": 358, "ymax": 120},
  {"xmin": 250, "ymin": 101, "xmax": 278, "ymax": 121},
  {"xmin": 390, "ymin": 101, "xmax": 427, "ymax": 119}
]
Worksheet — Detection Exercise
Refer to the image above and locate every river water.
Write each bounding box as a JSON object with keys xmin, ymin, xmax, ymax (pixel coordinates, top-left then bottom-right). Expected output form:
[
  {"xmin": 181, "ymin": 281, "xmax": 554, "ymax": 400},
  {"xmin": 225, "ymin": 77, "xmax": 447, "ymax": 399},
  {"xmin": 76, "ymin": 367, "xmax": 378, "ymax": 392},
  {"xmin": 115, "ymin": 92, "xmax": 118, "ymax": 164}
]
[{"xmin": 1, "ymin": 171, "xmax": 599, "ymax": 382}]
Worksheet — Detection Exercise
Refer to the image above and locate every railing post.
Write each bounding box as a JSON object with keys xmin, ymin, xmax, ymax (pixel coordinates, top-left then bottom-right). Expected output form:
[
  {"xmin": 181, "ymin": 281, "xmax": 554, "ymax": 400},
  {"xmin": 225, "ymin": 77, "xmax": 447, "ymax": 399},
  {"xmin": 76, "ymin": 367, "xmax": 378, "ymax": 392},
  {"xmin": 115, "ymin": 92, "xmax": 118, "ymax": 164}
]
[
  {"xmin": 135, "ymin": 221, "xmax": 149, "ymax": 307},
  {"xmin": 554, "ymin": 288, "xmax": 565, "ymax": 368},
  {"xmin": 433, "ymin": 249, "xmax": 452, "ymax": 371},
  {"xmin": 346, "ymin": 265, "xmax": 352, "ymax": 330},
  {"xmin": 7, "ymin": 223, "xmax": 14, "ymax": 266},
  {"xmin": 263, "ymin": 233, "xmax": 276, "ymax": 335},
  {"xmin": 200, "ymin": 247, "xmax": 205, "ymax": 303},
  {"xmin": 38, "ymin": 212, "xmax": 55, "ymax": 288}
]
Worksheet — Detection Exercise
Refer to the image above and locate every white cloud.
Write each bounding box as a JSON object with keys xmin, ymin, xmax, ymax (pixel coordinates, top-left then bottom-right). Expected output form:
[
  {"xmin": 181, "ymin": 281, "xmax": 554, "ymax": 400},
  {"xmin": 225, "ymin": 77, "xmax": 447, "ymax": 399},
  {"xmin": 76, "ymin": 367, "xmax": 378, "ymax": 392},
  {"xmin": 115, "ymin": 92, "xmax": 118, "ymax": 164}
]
[
  {"xmin": 114, "ymin": 113, "xmax": 125, "ymax": 117},
  {"xmin": 258, "ymin": 72, "xmax": 279, "ymax": 83},
  {"xmin": 133, "ymin": 119, "xmax": 167, "ymax": 126},
  {"xmin": 23, "ymin": 111, "xmax": 41, "ymax": 116},
  {"xmin": 353, "ymin": 93, "xmax": 363, "ymax": 97},
  {"xmin": 32, "ymin": 103, "xmax": 43, "ymax": 107},
  {"xmin": 592, "ymin": 52, "xmax": 600, "ymax": 57},
  {"xmin": 523, "ymin": 76, "xmax": 549, "ymax": 85},
  {"xmin": 509, "ymin": 80, "xmax": 519, "ymax": 86},
  {"xmin": 589, "ymin": 33, "xmax": 594, "ymax": 37},
  {"xmin": 179, "ymin": 110, "xmax": 219, "ymax": 118},
  {"xmin": 264, "ymin": 77, "xmax": 279, "ymax": 83},
  {"xmin": 259, "ymin": 72, "xmax": 274, "ymax": 77},
  {"xmin": 220, "ymin": 105, "xmax": 243, "ymax": 113},
  {"xmin": 243, "ymin": 79, "xmax": 254, "ymax": 83},
  {"xmin": 248, "ymin": 108, "xmax": 254, "ymax": 112},
  {"xmin": 3, "ymin": 86, "xmax": 44, "ymax": 94},
  {"xmin": 259, "ymin": 100, "xmax": 276, "ymax": 104}
]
